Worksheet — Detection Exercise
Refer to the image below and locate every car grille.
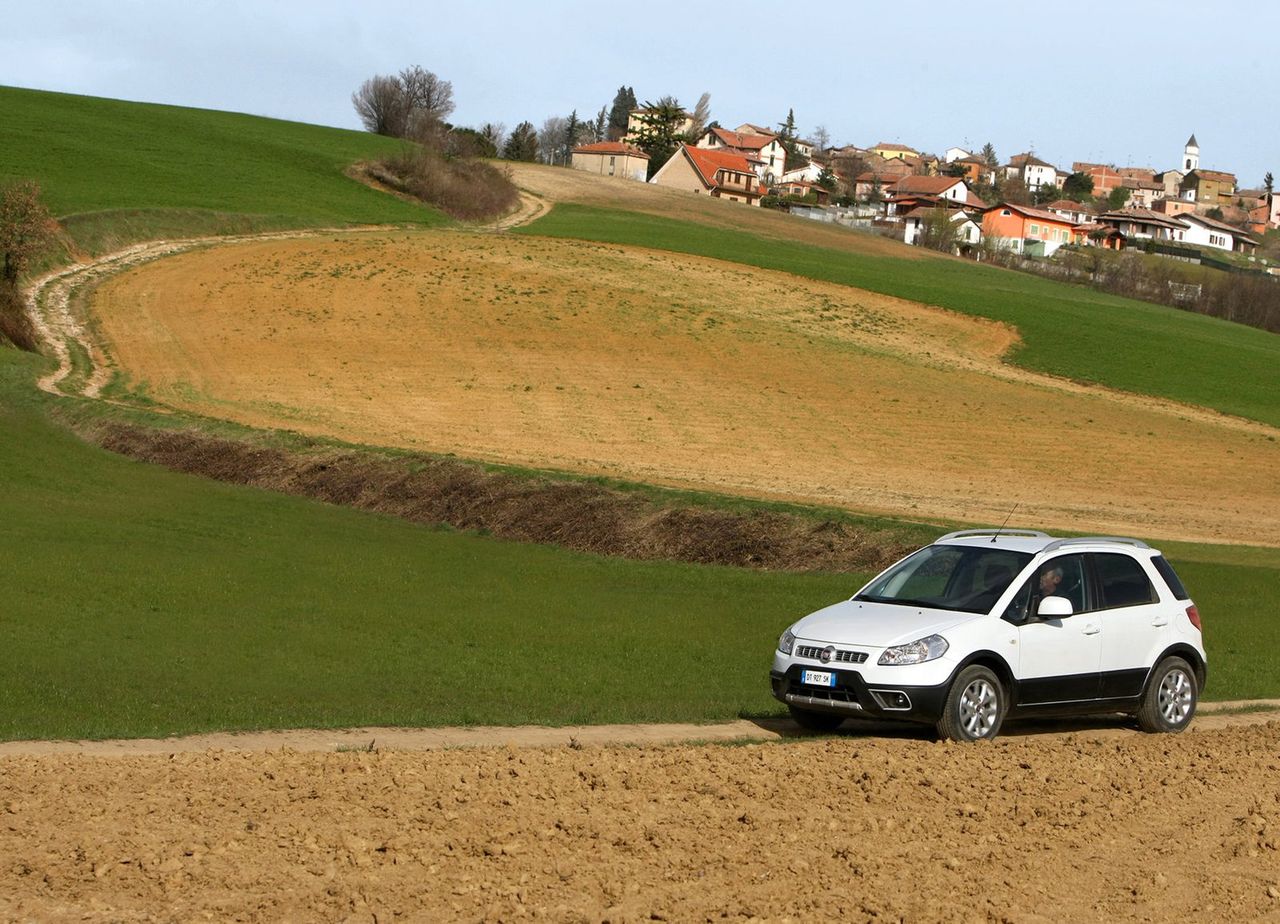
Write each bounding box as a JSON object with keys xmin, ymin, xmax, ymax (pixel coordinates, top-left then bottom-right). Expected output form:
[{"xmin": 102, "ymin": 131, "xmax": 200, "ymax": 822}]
[{"xmin": 795, "ymin": 645, "xmax": 869, "ymax": 664}]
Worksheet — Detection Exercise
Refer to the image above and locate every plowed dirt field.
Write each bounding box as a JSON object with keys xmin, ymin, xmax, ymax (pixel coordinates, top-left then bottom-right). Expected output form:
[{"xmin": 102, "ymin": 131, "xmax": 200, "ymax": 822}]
[
  {"xmin": 91, "ymin": 231, "xmax": 1280, "ymax": 545},
  {"xmin": 3, "ymin": 723, "xmax": 1278, "ymax": 921}
]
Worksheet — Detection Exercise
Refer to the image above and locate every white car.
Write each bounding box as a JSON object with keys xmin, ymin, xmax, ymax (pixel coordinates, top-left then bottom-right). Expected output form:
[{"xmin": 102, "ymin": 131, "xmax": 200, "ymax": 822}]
[{"xmin": 770, "ymin": 530, "xmax": 1206, "ymax": 741}]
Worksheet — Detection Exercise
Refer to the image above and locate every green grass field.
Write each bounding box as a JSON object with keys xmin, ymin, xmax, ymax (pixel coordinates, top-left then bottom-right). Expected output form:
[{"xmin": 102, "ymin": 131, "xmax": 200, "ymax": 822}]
[
  {"xmin": 1, "ymin": 85, "xmax": 443, "ymax": 254},
  {"xmin": 1, "ymin": 89, "xmax": 1276, "ymax": 740},
  {"xmin": 1, "ymin": 347, "xmax": 1276, "ymax": 741},
  {"xmin": 520, "ymin": 204, "xmax": 1280, "ymax": 427}
]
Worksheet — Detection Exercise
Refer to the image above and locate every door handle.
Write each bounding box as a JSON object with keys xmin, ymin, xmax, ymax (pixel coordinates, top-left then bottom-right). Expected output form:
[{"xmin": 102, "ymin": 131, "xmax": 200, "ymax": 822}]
[
  {"xmin": 1152, "ymin": 617, "xmax": 1170, "ymax": 627},
  {"xmin": 1082, "ymin": 624, "xmax": 1100, "ymax": 636}
]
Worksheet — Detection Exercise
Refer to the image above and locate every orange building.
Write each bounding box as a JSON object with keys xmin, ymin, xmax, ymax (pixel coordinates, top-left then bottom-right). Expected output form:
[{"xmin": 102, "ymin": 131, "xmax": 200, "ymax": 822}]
[
  {"xmin": 649, "ymin": 144, "xmax": 764, "ymax": 205},
  {"xmin": 981, "ymin": 202, "xmax": 1081, "ymax": 255}
]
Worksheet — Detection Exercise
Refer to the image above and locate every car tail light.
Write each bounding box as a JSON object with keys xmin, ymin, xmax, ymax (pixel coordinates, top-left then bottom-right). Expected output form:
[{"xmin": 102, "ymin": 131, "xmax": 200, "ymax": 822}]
[{"xmin": 1185, "ymin": 605, "xmax": 1201, "ymax": 631}]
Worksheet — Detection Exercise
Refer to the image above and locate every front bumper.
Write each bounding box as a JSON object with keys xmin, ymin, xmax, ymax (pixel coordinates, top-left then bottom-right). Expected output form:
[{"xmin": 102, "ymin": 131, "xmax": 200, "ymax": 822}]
[{"xmin": 771, "ymin": 664, "xmax": 950, "ymax": 725}]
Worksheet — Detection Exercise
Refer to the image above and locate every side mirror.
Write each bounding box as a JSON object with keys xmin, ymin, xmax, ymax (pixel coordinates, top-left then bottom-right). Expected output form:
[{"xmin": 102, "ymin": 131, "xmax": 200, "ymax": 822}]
[{"xmin": 1037, "ymin": 595, "xmax": 1073, "ymax": 619}]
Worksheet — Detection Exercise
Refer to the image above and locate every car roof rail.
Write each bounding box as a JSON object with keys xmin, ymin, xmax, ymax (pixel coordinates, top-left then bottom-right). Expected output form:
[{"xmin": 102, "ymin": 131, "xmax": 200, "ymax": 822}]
[
  {"xmin": 937, "ymin": 529, "xmax": 1052, "ymax": 542},
  {"xmin": 1039, "ymin": 536, "xmax": 1152, "ymax": 555}
]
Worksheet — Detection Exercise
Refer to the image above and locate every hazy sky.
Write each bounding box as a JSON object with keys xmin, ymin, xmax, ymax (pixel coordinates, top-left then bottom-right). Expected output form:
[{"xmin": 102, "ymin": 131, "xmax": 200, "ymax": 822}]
[{"xmin": 4, "ymin": 0, "xmax": 1276, "ymax": 187}]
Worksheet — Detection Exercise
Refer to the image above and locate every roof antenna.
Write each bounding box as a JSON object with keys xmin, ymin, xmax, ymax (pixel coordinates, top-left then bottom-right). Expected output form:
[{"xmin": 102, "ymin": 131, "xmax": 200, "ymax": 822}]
[{"xmin": 991, "ymin": 503, "xmax": 1019, "ymax": 543}]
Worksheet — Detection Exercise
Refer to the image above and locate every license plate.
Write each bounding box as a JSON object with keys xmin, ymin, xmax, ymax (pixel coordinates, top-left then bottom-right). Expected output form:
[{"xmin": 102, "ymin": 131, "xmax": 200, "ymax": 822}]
[{"xmin": 801, "ymin": 670, "xmax": 836, "ymax": 688}]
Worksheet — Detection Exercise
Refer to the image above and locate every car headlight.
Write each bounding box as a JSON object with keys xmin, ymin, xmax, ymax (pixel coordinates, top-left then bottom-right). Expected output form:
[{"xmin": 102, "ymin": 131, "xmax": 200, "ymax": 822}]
[
  {"xmin": 778, "ymin": 627, "xmax": 797, "ymax": 655},
  {"xmin": 878, "ymin": 634, "xmax": 949, "ymax": 666}
]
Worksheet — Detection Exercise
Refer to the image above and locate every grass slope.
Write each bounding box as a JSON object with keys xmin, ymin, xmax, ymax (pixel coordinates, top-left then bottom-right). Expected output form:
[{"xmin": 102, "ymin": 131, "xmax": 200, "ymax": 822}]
[
  {"xmin": 1, "ymin": 346, "xmax": 1277, "ymax": 740},
  {"xmin": 0, "ymin": 85, "xmax": 442, "ymax": 246},
  {"xmin": 521, "ymin": 204, "xmax": 1280, "ymax": 428}
]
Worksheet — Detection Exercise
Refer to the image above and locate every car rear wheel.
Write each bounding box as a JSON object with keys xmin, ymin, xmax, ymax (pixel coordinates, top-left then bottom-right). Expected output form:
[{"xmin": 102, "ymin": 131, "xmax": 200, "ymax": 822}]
[
  {"xmin": 1136, "ymin": 656, "xmax": 1197, "ymax": 733},
  {"xmin": 787, "ymin": 705, "xmax": 846, "ymax": 733},
  {"xmin": 937, "ymin": 665, "xmax": 1005, "ymax": 742}
]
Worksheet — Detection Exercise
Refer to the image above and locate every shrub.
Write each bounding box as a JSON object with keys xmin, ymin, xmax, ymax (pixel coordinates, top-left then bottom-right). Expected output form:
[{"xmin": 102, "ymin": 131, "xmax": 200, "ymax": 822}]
[{"xmin": 374, "ymin": 146, "xmax": 519, "ymax": 222}]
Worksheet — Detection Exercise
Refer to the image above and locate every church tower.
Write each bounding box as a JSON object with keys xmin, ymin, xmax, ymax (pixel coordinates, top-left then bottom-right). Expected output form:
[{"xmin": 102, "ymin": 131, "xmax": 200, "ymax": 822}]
[{"xmin": 1184, "ymin": 134, "xmax": 1200, "ymax": 172}]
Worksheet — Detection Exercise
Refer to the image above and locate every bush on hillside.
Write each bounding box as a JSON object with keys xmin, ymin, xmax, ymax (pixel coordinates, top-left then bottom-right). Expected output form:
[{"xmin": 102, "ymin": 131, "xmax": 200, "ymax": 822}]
[
  {"xmin": 0, "ymin": 179, "xmax": 56, "ymax": 351},
  {"xmin": 372, "ymin": 144, "xmax": 519, "ymax": 222},
  {"xmin": 0, "ymin": 284, "xmax": 38, "ymax": 351}
]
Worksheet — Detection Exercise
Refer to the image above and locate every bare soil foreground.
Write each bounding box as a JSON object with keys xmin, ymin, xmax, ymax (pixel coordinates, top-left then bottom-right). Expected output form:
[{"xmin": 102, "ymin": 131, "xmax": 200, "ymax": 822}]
[
  {"xmin": 92, "ymin": 231, "xmax": 1280, "ymax": 545},
  {"xmin": 2, "ymin": 722, "xmax": 1278, "ymax": 922}
]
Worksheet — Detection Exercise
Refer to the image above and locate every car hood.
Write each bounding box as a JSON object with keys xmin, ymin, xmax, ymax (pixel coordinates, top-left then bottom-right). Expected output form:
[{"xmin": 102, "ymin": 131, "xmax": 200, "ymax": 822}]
[{"xmin": 792, "ymin": 599, "xmax": 976, "ymax": 648}]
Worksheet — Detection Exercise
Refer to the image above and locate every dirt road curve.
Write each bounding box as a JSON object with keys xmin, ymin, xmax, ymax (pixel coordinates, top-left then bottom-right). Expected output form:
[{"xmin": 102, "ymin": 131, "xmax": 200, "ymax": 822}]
[{"xmin": 2, "ymin": 718, "xmax": 1278, "ymax": 922}]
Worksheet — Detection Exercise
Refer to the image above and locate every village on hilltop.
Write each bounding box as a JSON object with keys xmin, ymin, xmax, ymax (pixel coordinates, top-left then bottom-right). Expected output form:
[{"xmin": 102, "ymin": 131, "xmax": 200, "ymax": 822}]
[{"xmin": 568, "ymin": 107, "xmax": 1279, "ymax": 269}]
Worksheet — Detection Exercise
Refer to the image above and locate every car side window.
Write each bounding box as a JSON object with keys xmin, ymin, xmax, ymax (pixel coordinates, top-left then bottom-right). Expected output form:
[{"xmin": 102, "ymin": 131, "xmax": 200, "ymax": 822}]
[
  {"xmin": 1094, "ymin": 553, "xmax": 1157, "ymax": 609},
  {"xmin": 1002, "ymin": 554, "xmax": 1088, "ymax": 624}
]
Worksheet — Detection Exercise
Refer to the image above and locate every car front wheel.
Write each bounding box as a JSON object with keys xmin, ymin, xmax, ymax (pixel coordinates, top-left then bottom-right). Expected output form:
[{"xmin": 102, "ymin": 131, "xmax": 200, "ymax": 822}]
[
  {"xmin": 937, "ymin": 665, "xmax": 1005, "ymax": 742},
  {"xmin": 1136, "ymin": 656, "xmax": 1198, "ymax": 733}
]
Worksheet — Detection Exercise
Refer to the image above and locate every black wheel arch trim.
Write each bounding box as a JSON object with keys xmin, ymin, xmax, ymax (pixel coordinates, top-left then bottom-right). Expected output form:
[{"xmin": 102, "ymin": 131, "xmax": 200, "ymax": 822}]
[
  {"xmin": 1144, "ymin": 644, "xmax": 1207, "ymax": 695},
  {"xmin": 950, "ymin": 650, "xmax": 1017, "ymax": 700}
]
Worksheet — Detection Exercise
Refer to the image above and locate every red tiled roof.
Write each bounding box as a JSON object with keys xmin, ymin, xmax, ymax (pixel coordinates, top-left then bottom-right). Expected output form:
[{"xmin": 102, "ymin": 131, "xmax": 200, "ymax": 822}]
[
  {"xmin": 892, "ymin": 176, "xmax": 965, "ymax": 195},
  {"xmin": 1188, "ymin": 169, "xmax": 1236, "ymax": 183},
  {"xmin": 707, "ymin": 127, "xmax": 778, "ymax": 151},
  {"xmin": 680, "ymin": 145, "xmax": 759, "ymax": 190},
  {"xmin": 1043, "ymin": 199, "xmax": 1095, "ymax": 213},
  {"xmin": 572, "ymin": 141, "xmax": 650, "ymax": 158},
  {"xmin": 988, "ymin": 202, "xmax": 1079, "ymax": 225},
  {"xmin": 873, "ymin": 142, "xmax": 918, "ymax": 152}
]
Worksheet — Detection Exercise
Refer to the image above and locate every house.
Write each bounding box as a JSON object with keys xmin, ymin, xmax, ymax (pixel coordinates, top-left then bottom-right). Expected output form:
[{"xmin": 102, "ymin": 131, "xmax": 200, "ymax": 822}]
[
  {"xmin": 1117, "ymin": 166, "xmax": 1157, "ymax": 183},
  {"xmin": 944, "ymin": 146, "xmax": 973, "ymax": 163},
  {"xmin": 1120, "ymin": 177, "xmax": 1165, "ymax": 209},
  {"xmin": 1073, "ymin": 162, "xmax": 1125, "ymax": 198},
  {"xmin": 886, "ymin": 175, "xmax": 982, "ymax": 210},
  {"xmin": 780, "ymin": 161, "xmax": 826, "ymax": 184},
  {"xmin": 1043, "ymin": 199, "xmax": 1096, "ymax": 225},
  {"xmin": 696, "ymin": 127, "xmax": 788, "ymax": 183},
  {"xmin": 794, "ymin": 139, "xmax": 815, "ymax": 159},
  {"xmin": 870, "ymin": 141, "xmax": 920, "ymax": 161},
  {"xmin": 1074, "ymin": 222, "xmax": 1126, "ymax": 250},
  {"xmin": 981, "ymin": 202, "xmax": 1080, "ymax": 255},
  {"xmin": 1094, "ymin": 208, "xmax": 1189, "ymax": 243},
  {"xmin": 1155, "ymin": 169, "xmax": 1185, "ymax": 199},
  {"xmin": 1153, "ymin": 197, "xmax": 1196, "ymax": 218},
  {"xmin": 570, "ymin": 141, "xmax": 650, "ymax": 182},
  {"xmin": 773, "ymin": 180, "xmax": 831, "ymax": 205},
  {"xmin": 950, "ymin": 155, "xmax": 995, "ymax": 186},
  {"xmin": 649, "ymin": 144, "xmax": 764, "ymax": 205},
  {"xmin": 902, "ymin": 206, "xmax": 983, "ymax": 253},
  {"xmin": 1004, "ymin": 153, "xmax": 1060, "ymax": 191},
  {"xmin": 1179, "ymin": 169, "xmax": 1237, "ymax": 205},
  {"xmin": 1177, "ymin": 213, "xmax": 1259, "ymax": 254}
]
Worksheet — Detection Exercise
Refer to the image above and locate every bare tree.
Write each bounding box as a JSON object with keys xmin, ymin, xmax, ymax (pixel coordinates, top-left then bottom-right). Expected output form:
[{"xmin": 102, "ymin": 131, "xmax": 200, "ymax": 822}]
[
  {"xmin": 0, "ymin": 180, "xmax": 55, "ymax": 285},
  {"xmin": 352, "ymin": 66, "xmax": 454, "ymax": 140},
  {"xmin": 810, "ymin": 125, "xmax": 831, "ymax": 157},
  {"xmin": 399, "ymin": 65, "xmax": 454, "ymax": 138},
  {"xmin": 538, "ymin": 116, "xmax": 568, "ymax": 165},
  {"xmin": 686, "ymin": 92, "xmax": 711, "ymax": 139},
  {"xmin": 352, "ymin": 75, "xmax": 408, "ymax": 137}
]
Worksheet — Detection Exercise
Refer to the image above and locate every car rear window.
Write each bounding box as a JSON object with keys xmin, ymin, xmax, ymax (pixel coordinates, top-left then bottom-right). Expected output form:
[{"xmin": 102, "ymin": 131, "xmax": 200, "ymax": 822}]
[
  {"xmin": 1151, "ymin": 556, "xmax": 1190, "ymax": 600},
  {"xmin": 1094, "ymin": 553, "xmax": 1157, "ymax": 608}
]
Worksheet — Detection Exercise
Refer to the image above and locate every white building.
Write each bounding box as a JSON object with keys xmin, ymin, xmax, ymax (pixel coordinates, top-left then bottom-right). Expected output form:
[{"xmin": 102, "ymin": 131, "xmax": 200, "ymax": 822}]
[
  {"xmin": 696, "ymin": 127, "xmax": 788, "ymax": 184},
  {"xmin": 1177, "ymin": 213, "xmax": 1246, "ymax": 251},
  {"xmin": 944, "ymin": 146, "xmax": 973, "ymax": 163}
]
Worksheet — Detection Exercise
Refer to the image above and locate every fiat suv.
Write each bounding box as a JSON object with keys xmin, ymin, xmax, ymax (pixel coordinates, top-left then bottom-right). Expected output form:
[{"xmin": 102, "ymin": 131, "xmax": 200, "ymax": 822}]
[{"xmin": 770, "ymin": 530, "xmax": 1206, "ymax": 741}]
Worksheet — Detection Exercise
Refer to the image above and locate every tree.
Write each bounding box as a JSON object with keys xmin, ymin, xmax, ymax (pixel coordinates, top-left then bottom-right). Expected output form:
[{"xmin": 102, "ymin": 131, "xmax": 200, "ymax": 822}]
[
  {"xmin": 1266, "ymin": 171, "xmax": 1275, "ymax": 194},
  {"xmin": 1063, "ymin": 171, "xmax": 1094, "ymax": 201},
  {"xmin": 502, "ymin": 121, "xmax": 539, "ymax": 162},
  {"xmin": 810, "ymin": 125, "xmax": 831, "ymax": 157},
  {"xmin": 917, "ymin": 206, "xmax": 961, "ymax": 253},
  {"xmin": 0, "ymin": 180, "xmax": 55, "ymax": 285},
  {"xmin": 980, "ymin": 142, "xmax": 998, "ymax": 167},
  {"xmin": 479, "ymin": 122, "xmax": 507, "ymax": 154},
  {"xmin": 538, "ymin": 116, "xmax": 569, "ymax": 165},
  {"xmin": 1106, "ymin": 186, "xmax": 1131, "ymax": 210},
  {"xmin": 816, "ymin": 164, "xmax": 837, "ymax": 191},
  {"xmin": 777, "ymin": 108, "xmax": 798, "ymax": 141},
  {"xmin": 561, "ymin": 110, "xmax": 581, "ymax": 165},
  {"xmin": 998, "ymin": 175, "xmax": 1031, "ymax": 206},
  {"xmin": 686, "ymin": 92, "xmax": 712, "ymax": 140},
  {"xmin": 352, "ymin": 66, "xmax": 454, "ymax": 140},
  {"xmin": 1033, "ymin": 183, "xmax": 1062, "ymax": 205},
  {"xmin": 1206, "ymin": 206, "xmax": 1225, "ymax": 220},
  {"xmin": 592, "ymin": 107, "xmax": 608, "ymax": 143},
  {"xmin": 352, "ymin": 75, "xmax": 408, "ymax": 137},
  {"xmin": 629, "ymin": 97, "xmax": 686, "ymax": 178},
  {"xmin": 606, "ymin": 86, "xmax": 637, "ymax": 141}
]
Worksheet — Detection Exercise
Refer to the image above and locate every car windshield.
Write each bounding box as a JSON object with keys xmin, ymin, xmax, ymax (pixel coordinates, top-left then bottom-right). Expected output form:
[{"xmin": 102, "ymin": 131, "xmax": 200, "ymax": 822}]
[{"xmin": 855, "ymin": 544, "xmax": 1033, "ymax": 614}]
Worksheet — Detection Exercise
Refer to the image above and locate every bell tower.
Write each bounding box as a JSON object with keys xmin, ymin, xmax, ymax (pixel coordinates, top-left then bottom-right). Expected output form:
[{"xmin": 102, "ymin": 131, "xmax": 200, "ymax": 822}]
[{"xmin": 1184, "ymin": 134, "xmax": 1199, "ymax": 172}]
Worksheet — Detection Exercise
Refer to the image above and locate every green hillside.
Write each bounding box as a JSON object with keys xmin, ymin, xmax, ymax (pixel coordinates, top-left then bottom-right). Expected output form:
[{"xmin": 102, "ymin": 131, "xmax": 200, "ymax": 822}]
[
  {"xmin": 521, "ymin": 205, "xmax": 1280, "ymax": 428},
  {"xmin": 0, "ymin": 84, "xmax": 442, "ymax": 247}
]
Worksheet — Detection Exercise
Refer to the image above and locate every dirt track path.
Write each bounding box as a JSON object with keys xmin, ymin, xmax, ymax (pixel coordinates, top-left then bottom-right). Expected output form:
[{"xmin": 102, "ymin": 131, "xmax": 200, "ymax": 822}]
[{"xmin": 3, "ymin": 702, "xmax": 1277, "ymax": 757}]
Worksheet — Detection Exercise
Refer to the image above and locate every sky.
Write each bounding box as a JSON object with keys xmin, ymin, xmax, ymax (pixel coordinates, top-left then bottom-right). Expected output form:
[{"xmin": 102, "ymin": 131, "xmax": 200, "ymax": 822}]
[{"xmin": 3, "ymin": 0, "xmax": 1276, "ymax": 188}]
